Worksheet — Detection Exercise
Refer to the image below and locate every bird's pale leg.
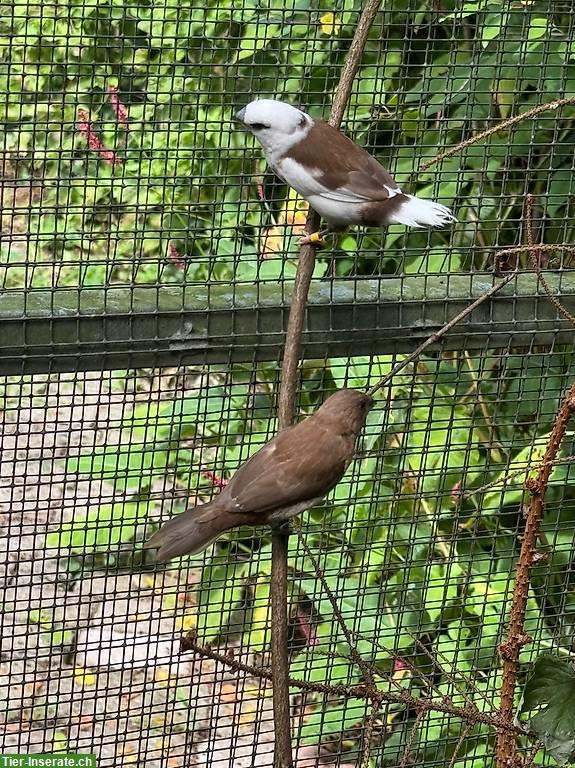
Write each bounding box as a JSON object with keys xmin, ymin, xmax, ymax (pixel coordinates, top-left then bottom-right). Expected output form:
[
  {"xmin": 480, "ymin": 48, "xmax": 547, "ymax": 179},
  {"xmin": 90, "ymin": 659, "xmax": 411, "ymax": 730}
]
[{"xmin": 298, "ymin": 228, "xmax": 331, "ymax": 247}]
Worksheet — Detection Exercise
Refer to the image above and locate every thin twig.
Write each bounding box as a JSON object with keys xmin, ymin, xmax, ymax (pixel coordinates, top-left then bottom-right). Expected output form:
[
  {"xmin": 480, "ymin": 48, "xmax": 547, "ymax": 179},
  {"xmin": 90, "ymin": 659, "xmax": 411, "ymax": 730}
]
[
  {"xmin": 523, "ymin": 740, "xmax": 544, "ymax": 768},
  {"xmin": 359, "ymin": 628, "xmax": 492, "ymax": 711},
  {"xmin": 419, "ymin": 494, "xmax": 452, "ymax": 559},
  {"xmin": 389, "ymin": 431, "xmax": 454, "ymax": 558},
  {"xmin": 328, "ymin": 0, "xmax": 383, "ymax": 127},
  {"xmin": 463, "ymin": 452, "xmax": 575, "ymax": 501},
  {"xmin": 398, "ymin": 708, "xmax": 428, "ymax": 768},
  {"xmin": 493, "ymin": 243, "xmax": 575, "ymax": 263},
  {"xmin": 496, "ymin": 380, "xmax": 575, "ymax": 768},
  {"xmin": 365, "ymin": 272, "xmax": 516, "ymax": 397},
  {"xmin": 272, "ymin": 2, "xmax": 383, "ymax": 764},
  {"xmin": 525, "ymin": 194, "xmax": 575, "ymax": 330},
  {"xmin": 413, "ymin": 637, "xmax": 494, "ymax": 712},
  {"xmin": 295, "ymin": 525, "xmax": 483, "ymax": 764},
  {"xmin": 181, "ymin": 635, "xmax": 526, "ymax": 735},
  {"xmin": 360, "ymin": 700, "xmax": 382, "ymax": 768},
  {"xmin": 447, "ymin": 723, "xmax": 475, "ymax": 768},
  {"xmin": 295, "ymin": 525, "xmax": 377, "ymax": 689},
  {"xmin": 365, "ymin": 237, "xmax": 575, "ymax": 400},
  {"xmin": 463, "ymin": 350, "xmax": 505, "ymax": 463},
  {"xmin": 418, "ymin": 96, "xmax": 575, "ymax": 174}
]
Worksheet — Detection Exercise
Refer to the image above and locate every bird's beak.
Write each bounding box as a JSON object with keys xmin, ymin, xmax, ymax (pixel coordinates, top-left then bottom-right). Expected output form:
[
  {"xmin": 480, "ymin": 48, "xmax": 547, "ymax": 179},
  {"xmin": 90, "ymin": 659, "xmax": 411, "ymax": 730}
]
[{"xmin": 235, "ymin": 107, "xmax": 246, "ymax": 124}]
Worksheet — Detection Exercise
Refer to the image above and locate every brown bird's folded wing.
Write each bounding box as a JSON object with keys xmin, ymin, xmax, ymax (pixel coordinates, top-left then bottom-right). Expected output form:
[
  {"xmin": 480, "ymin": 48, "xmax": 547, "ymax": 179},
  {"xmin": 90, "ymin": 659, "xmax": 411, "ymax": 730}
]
[
  {"xmin": 144, "ymin": 423, "xmax": 348, "ymax": 561},
  {"xmin": 227, "ymin": 420, "xmax": 351, "ymax": 516},
  {"xmin": 288, "ymin": 121, "xmax": 401, "ymax": 203},
  {"xmin": 144, "ymin": 388, "xmax": 369, "ymax": 560}
]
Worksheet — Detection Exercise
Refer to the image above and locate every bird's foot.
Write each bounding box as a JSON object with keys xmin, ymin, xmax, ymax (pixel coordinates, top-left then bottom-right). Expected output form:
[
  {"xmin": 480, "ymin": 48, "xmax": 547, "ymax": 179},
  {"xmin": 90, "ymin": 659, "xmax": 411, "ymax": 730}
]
[
  {"xmin": 270, "ymin": 519, "xmax": 294, "ymax": 535},
  {"xmin": 299, "ymin": 230, "xmax": 328, "ymax": 248}
]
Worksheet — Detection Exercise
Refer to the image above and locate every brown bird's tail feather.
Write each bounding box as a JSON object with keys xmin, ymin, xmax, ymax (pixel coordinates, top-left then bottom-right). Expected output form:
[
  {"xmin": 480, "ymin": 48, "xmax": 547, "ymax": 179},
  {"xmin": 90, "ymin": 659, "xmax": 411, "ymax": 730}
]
[{"xmin": 144, "ymin": 501, "xmax": 237, "ymax": 561}]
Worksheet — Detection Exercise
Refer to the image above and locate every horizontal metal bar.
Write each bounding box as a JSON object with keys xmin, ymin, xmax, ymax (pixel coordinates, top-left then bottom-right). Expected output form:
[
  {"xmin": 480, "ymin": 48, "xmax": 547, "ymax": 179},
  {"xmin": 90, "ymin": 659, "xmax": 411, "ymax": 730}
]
[{"xmin": 0, "ymin": 273, "xmax": 574, "ymax": 374}]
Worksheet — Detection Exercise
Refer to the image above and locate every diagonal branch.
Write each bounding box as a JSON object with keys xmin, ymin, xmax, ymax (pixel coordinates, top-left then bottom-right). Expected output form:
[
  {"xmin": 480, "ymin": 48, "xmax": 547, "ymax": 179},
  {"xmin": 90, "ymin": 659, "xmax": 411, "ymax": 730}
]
[
  {"xmin": 365, "ymin": 239, "xmax": 575, "ymax": 400},
  {"xmin": 418, "ymin": 96, "xmax": 575, "ymax": 175},
  {"xmin": 524, "ymin": 195, "xmax": 575, "ymax": 330},
  {"xmin": 366, "ymin": 271, "xmax": 516, "ymax": 397},
  {"xmin": 495, "ymin": 197, "xmax": 575, "ymax": 768},
  {"xmin": 181, "ymin": 634, "xmax": 528, "ymax": 736},
  {"xmin": 495, "ymin": 380, "xmax": 575, "ymax": 767}
]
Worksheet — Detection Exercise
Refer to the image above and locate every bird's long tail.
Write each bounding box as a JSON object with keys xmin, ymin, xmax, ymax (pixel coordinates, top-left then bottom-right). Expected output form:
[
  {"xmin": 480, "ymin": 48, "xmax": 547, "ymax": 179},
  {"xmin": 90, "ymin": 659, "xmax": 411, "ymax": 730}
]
[
  {"xmin": 388, "ymin": 194, "xmax": 456, "ymax": 228},
  {"xmin": 143, "ymin": 501, "xmax": 236, "ymax": 561}
]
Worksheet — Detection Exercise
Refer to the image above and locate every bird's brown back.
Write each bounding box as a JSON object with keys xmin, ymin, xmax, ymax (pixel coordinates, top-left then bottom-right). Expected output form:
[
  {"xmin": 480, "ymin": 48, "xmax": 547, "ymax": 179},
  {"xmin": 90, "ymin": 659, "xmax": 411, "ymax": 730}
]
[
  {"xmin": 144, "ymin": 389, "xmax": 372, "ymax": 560},
  {"xmin": 222, "ymin": 419, "xmax": 352, "ymax": 515},
  {"xmin": 288, "ymin": 121, "xmax": 398, "ymax": 200},
  {"xmin": 221, "ymin": 389, "xmax": 371, "ymax": 516}
]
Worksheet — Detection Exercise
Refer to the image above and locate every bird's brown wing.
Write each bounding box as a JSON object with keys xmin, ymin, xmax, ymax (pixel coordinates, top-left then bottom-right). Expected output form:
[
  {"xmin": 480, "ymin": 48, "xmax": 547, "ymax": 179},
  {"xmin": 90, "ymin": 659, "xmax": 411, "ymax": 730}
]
[
  {"xmin": 288, "ymin": 121, "xmax": 401, "ymax": 203},
  {"xmin": 225, "ymin": 420, "xmax": 352, "ymax": 516}
]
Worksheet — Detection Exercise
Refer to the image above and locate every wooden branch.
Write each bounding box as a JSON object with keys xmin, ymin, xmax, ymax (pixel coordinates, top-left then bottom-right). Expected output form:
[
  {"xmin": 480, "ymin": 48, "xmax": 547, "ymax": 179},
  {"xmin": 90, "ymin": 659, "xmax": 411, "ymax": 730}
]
[
  {"xmin": 271, "ymin": 2, "xmax": 383, "ymax": 765},
  {"xmin": 496, "ymin": 381, "xmax": 575, "ymax": 767},
  {"xmin": 366, "ymin": 271, "xmax": 516, "ymax": 397}
]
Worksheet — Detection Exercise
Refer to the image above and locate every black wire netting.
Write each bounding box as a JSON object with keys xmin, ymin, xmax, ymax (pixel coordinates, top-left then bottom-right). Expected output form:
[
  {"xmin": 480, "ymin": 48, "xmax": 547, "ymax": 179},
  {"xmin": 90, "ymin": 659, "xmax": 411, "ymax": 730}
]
[{"xmin": 2, "ymin": 1, "xmax": 575, "ymax": 767}]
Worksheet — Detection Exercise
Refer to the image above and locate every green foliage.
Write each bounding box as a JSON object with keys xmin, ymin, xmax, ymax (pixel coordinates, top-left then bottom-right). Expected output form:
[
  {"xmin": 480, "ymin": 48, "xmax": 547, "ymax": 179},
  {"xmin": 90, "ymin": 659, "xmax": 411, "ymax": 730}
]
[
  {"xmin": 49, "ymin": 348, "xmax": 575, "ymax": 761},
  {"xmin": 7, "ymin": 0, "xmax": 575, "ymax": 760},
  {"xmin": 46, "ymin": 500, "xmax": 152, "ymax": 553},
  {"xmin": 3, "ymin": 0, "xmax": 575, "ymax": 286},
  {"xmin": 521, "ymin": 654, "xmax": 575, "ymax": 765},
  {"xmin": 28, "ymin": 609, "xmax": 75, "ymax": 647}
]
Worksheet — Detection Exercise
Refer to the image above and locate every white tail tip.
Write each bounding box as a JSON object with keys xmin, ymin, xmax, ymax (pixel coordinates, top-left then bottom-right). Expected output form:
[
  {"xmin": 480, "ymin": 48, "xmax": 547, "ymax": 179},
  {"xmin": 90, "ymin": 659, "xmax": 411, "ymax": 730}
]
[{"xmin": 389, "ymin": 194, "xmax": 457, "ymax": 229}]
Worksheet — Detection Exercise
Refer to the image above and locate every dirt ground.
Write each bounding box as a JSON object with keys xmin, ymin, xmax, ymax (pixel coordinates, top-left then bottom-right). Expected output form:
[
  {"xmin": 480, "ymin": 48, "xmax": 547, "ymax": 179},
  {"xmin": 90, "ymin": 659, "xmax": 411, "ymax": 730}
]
[{"xmin": 0, "ymin": 372, "xmax": 278, "ymax": 766}]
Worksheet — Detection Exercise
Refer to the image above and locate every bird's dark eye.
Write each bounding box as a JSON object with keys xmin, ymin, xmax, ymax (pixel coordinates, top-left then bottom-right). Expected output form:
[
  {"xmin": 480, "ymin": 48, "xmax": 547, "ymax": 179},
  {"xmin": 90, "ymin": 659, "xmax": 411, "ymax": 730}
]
[{"xmin": 250, "ymin": 122, "xmax": 270, "ymax": 131}]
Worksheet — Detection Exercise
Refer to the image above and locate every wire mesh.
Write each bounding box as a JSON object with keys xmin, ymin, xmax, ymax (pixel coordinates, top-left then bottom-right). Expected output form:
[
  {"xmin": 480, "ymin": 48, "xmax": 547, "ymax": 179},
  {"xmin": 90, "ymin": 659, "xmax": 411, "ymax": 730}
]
[{"xmin": 2, "ymin": 1, "xmax": 575, "ymax": 767}]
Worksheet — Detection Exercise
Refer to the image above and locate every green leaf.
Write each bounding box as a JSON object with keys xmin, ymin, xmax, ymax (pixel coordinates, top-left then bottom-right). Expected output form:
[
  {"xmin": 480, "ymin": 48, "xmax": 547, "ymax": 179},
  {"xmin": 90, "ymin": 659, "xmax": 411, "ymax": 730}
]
[
  {"xmin": 440, "ymin": 1, "xmax": 503, "ymax": 21},
  {"xmin": 481, "ymin": 435, "xmax": 550, "ymax": 512},
  {"xmin": 528, "ymin": 17, "xmax": 548, "ymax": 42},
  {"xmin": 66, "ymin": 445, "xmax": 168, "ymax": 491},
  {"xmin": 482, "ymin": 11, "xmax": 509, "ymax": 47},
  {"xmin": 298, "ymin": 697, "xmax": 369, "ymax": 743},
  {"xmin": 290, "ymin": 653, "xmax": 354, "ymax": 687},
  {"xmin": 45, "ymin": 500, "xmax": 150, "ymax": 553},
  {"xmin": 329, "ymin": 355, "xmax": 393, "ymax": 391},
  {"xmin": 197, "ymin": 556, "xmax": 250, "ymax": 643},
  {"xmin": 247, "ymin": 576, "xmax": 271, "ymax": 651},
  {"xmin": 521, "ymin": 654, "xmax": 575, "ymax": 765}
]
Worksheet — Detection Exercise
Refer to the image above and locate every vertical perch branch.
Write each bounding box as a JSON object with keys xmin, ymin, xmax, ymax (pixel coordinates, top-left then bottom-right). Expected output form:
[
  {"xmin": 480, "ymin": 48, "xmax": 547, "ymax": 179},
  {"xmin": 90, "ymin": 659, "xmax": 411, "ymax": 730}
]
[{"xmin": 271, "ymin": 2, "xmax": 383, "ymax": 765}]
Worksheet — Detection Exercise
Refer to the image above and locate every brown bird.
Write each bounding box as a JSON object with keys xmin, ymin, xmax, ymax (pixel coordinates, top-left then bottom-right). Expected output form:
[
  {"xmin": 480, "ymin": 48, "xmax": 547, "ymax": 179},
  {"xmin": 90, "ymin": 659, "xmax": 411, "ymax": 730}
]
[{"xmin": 144, "ymin": 388, "xmax": 373, "ymax": 561}]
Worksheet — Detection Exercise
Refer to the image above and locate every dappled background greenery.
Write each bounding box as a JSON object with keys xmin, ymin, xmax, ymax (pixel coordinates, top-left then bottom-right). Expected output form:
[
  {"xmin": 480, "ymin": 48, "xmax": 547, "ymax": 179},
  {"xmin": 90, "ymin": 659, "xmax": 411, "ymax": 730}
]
[
  {"xmin": 3, "ymin": 0, "xmax": 575, "ymax": 765},
  {"xmin": 3, "ymin": 0, "xmax": 575, "ymax": 286}
]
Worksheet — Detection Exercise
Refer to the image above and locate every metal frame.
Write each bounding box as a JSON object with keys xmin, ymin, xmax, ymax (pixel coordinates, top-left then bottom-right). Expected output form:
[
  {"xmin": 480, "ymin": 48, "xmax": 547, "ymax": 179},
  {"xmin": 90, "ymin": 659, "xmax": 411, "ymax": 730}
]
[{"xmin": 1, "ymin": 273, "xmax": 574, "ymax": 373}]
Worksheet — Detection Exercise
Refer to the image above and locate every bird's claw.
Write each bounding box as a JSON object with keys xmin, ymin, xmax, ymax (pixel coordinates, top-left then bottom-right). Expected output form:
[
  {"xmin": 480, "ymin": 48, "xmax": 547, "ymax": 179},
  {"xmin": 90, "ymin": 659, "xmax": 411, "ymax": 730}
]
[
  {"xmin": 299, "ymin": 231, "xmax": 327, "ymax": 248},
  {"xmin": 269, "ymin": 519, "xmax": 295, "ymax": 536}
]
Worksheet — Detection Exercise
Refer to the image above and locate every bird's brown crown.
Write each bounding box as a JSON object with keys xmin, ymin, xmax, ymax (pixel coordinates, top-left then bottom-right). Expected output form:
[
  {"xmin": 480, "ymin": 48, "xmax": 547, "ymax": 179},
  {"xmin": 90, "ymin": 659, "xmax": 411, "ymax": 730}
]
[{"xmin": 316, "ymin": 388, "xmax": 373, "ymax": 433}]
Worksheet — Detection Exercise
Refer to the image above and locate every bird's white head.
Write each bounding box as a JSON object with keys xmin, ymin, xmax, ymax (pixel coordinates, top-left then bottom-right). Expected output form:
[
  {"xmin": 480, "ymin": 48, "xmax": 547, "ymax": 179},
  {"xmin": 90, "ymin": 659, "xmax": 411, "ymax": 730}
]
[{"xmin": 235, "ymin": 99, "xmax": 313, "ymax": 162}]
